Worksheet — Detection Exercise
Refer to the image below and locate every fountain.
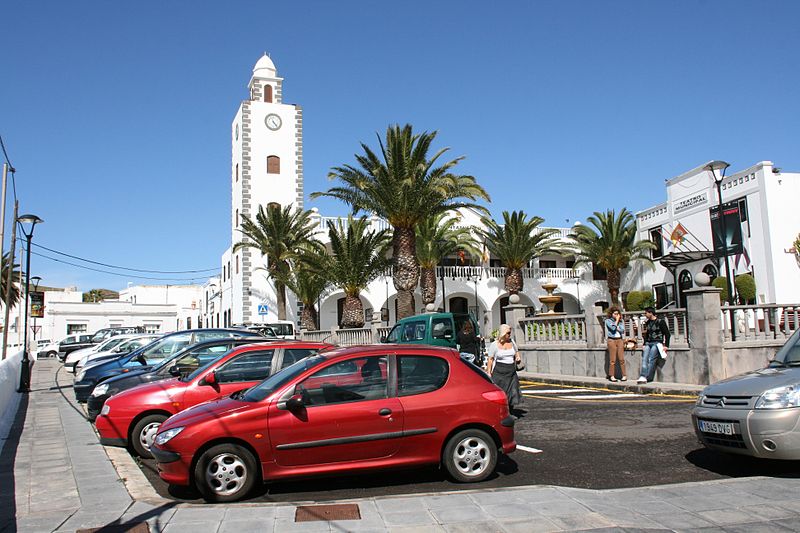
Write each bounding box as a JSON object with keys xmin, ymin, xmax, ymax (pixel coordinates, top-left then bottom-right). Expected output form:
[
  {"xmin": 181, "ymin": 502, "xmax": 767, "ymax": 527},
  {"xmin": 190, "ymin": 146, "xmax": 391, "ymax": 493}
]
[{"xmin": 538, "ymin": 281, "xmax": 566, "ymax": 315}]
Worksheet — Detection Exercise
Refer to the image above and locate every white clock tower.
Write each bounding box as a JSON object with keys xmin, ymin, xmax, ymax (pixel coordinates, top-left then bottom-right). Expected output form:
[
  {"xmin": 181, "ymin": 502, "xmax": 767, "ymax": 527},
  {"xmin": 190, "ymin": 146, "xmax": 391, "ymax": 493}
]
[{"xmin": 224, "ymin": 54, "xmax": 304, "ymax": 326}]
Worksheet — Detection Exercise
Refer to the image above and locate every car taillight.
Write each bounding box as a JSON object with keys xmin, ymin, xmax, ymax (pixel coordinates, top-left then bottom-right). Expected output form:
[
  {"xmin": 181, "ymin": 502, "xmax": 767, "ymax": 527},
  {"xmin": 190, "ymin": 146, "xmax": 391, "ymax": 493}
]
[{"xmin": 482, "ymin": 390, "xmax": 507, "ymax": 405}]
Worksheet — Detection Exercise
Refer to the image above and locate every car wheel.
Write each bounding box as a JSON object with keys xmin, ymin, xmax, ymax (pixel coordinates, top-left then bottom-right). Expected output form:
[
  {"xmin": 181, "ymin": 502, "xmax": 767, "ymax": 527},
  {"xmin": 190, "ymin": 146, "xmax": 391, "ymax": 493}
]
[
  {"xmin": 193, "ymin": 444, "xmax": 258, "ymax": 503},
  {"xmin": 131, "ymin": 414, "xmax": 168, "ymax": 458},
  {"xmin": 47, "ymin": 350, "xmax": 57, "ymax": 358},
  {"xmin": 442, "ymin": 429, "xmax": 497, "ymax": 483}
]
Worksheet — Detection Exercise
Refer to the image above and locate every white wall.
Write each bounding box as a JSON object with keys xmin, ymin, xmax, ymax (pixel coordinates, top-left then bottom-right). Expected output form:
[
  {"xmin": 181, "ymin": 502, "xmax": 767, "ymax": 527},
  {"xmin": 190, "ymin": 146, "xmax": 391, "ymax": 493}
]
[{"xmin": 0, "ymin": 349, "xmax": 23, "ymax": 456}]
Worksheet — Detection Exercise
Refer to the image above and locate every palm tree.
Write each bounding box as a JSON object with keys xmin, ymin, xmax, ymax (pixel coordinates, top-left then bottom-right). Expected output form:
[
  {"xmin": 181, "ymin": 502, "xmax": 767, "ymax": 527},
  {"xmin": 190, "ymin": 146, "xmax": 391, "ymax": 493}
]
[
  {"xmin": 480, "ymin": 211, "xmax": 561, "ymax": 296},
  {"xmin": 312, "ymin": 124, "xmax": 490, "ymax": 319},
  {"xmin": 1, "ymin": 253, "xmax": 20, "ymax": 308},
  {"xmin": 325, "ymin": 216, "xmax": 390, "ymax": 328},
  {"xmin": 416, "ymin": 213, "xmax": 482, "ymax": 307},
  {"xmin": 83, "ymin": 289, "xmax": 105, "ymax": 303},
  {"xmin": 234, "ymin": 203, "xmax": 322, "ymax": 320},
  {"xmin": 569, "ymin": 208, "xmax": 655, "ymax": 305},
  {"xmin": 281, "ymin": 251, "xmax": 330, "ymax": 331}
]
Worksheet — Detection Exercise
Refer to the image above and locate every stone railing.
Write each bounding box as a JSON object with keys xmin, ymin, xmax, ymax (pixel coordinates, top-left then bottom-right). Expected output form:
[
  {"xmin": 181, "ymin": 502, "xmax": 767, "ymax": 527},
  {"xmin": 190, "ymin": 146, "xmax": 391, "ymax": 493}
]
[
  {"xmin": 720, "ymin": 304, "xmax": 800, "ymax": 343},
  {"xmin": 438, "ymin": 266, "xmax": 579, "ymax": 280},
  {"xmin": 317, "ymin": 216, "xmax": 391, "ymax": 233},
  {"xmin": 519, "ymin": 314, "xmax": 587, "ymax": 345},
  {"xmin": 620, "ymin": 309, "xmax": 690, "ymax": 346},
  {"xmin": 299, "ymin": 325, "xmax": 391, "ymax": 346}
]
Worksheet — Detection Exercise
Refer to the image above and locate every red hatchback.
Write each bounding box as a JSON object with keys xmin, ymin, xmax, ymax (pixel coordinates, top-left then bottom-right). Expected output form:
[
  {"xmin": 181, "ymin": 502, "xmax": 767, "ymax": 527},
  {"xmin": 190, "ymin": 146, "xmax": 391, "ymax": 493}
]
[
  {"xmin": 95, "ymin": 342, "xmax": 332, "ymax": 458},
  {"xmin": 151, "ymin": 345, "xmax": 516, "ymax": 502}
]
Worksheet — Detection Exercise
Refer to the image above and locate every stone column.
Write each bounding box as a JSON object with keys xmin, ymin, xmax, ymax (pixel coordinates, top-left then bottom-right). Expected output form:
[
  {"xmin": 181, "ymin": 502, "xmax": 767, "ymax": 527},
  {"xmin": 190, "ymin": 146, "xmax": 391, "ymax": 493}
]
[
  {"xmin": 684, "ymin": 286, "xmax": 724, "ymax": 384},
  {"xmin": 584, "ymin": 305, "xmax": 604, "ymax": 349},
  {"xmin": 503, "ymin": 294, "xmax": 528, "ymax": 345}
]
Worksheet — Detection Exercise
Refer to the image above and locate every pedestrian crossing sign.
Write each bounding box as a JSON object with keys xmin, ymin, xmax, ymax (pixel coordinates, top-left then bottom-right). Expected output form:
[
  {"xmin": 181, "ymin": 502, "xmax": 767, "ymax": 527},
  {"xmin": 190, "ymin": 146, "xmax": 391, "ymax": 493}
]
[{"xmin": 258, "ymin": 304, "xmax": 269, "ymax": 315}]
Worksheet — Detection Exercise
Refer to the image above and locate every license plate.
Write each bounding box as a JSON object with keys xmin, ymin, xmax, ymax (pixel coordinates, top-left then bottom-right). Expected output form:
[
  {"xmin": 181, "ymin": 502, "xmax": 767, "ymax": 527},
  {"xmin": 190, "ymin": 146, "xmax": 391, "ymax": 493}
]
[{"xmin": 699, "ymin": 420, "xmax": 734, "ymax": 435}]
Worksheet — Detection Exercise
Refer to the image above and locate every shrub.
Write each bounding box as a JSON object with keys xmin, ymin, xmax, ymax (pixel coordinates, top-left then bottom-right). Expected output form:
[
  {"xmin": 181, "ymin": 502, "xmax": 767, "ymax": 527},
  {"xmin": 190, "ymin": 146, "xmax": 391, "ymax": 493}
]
[
  {"xmin": 712, "ymin": 276, "xmax": 729, "ymax": 303},
  {"xmin": 626, "ymin": 290, "xmax": 654, "ymax": 311},
  {"xmin": 735, "ymin": 274, "xmax": 756, "ymax": 304}
]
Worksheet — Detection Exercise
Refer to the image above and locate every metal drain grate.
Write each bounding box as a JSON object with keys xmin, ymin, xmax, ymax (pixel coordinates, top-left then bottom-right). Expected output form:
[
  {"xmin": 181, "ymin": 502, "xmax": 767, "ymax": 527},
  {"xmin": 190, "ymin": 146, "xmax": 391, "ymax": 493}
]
[
  {"xmin": 295, "ymin": 503, "xmax": 361, "ymax": 522},
  {"xmin": 77, "ymin": 523, "xmax": 150, "ymax": 533}
]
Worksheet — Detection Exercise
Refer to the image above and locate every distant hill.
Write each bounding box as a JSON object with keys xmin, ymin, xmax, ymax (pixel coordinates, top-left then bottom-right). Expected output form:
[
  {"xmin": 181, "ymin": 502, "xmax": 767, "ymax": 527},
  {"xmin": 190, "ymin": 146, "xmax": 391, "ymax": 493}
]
[{"xmin": 82, "ymin": 288, "xmax": 120, "ymax": 302}]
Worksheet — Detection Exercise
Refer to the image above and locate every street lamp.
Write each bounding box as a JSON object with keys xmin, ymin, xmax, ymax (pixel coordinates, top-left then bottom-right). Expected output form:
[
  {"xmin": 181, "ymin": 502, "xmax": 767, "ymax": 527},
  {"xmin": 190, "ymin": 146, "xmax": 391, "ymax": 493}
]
[
  {"xmin": 30, "ymin": 276, "xmax": 42, "ymax": 344},
  {"xmin": 705, "ymin": 160, "xmax": 736, "ymax": 340},
  {"xmin": 17, "ymin": 214, "xmax": 43, "ymax": 393},
  {"xmin": 467, "ymin": 271, "xmax": 481, "ymax": 320}
]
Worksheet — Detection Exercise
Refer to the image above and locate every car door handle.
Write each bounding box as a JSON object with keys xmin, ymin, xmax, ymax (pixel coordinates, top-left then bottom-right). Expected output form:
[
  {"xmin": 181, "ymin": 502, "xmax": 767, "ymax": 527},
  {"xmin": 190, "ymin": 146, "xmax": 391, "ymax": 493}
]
[{"xmin": 378, "ymin": 408, "xmax": 392, "ymax": 416}]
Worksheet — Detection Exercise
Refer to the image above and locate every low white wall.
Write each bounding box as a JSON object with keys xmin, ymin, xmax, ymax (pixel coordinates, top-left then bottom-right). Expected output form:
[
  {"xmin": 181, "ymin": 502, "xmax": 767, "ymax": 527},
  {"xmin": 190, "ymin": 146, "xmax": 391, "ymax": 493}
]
[{"xmin": 0, "ymin": 349, "xmax": 24, "ymax": 454}]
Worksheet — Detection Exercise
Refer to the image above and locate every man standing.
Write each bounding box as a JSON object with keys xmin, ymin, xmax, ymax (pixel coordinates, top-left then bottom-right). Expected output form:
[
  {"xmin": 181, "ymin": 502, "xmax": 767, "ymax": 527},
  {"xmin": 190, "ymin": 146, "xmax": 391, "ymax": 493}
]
[{"xmin": 637, "ymin": 307, "xmax": 670, "ymax": 384}]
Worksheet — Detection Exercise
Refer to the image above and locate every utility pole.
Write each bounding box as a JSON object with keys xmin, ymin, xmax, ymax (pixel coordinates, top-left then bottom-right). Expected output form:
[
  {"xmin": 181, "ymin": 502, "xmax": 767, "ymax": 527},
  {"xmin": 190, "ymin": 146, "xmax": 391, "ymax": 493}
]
[
  {"xmin": 0, "ymin": 163, "xmax": 8, "ymax": 258},
  {"xmin": 2, "ymin": 201, "xmax": 18, "ymax": 360}
]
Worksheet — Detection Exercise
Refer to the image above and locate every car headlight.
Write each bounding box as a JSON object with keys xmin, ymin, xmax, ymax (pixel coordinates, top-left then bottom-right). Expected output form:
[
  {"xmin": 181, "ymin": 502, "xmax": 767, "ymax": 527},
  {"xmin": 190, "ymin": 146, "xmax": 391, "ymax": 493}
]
[
  {"xmin": 154, "ymin": 426, "xmax": 184, "ymax": 446},
  {"xmin": 92, "ymin": 383, "xmax": 109, "ymax": 397},
  {"xmin": 100, "ymin": 404, "xmax": 111, "ymax": 416},
  {"xmin": 755, "ymin": 385, "xmax": 800, "ymax": 409},
  {"xmin": 76, "ymin": 370, "xmax": 86, "ymax": 382}
]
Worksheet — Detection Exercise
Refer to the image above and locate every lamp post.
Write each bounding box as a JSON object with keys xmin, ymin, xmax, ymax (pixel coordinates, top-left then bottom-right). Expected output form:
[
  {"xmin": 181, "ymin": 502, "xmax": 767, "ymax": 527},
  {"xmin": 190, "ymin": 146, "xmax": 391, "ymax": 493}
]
[
  {"xmin": 17, "ymin": 214, "xmax": 43, "ymax": 393},
  {"xmin": 467, "ymin": 271, "xmax": 481, "ymax": 320},
  {"xmin": 706, "ymin": 160, "xmax": 735, "ymax": 340},
  {"xmin": 30, "ymin": 276, "xmax": 41, "ymax": 344}
]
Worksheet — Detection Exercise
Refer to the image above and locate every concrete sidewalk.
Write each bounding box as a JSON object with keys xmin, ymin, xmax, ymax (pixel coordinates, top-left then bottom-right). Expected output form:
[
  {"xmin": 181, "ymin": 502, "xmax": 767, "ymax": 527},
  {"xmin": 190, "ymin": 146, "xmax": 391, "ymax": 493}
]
[
  {"xmin": 4, "ymin": 359, "xmax": 800, "ymax": 533},
  {"xmin": 518, "ymin": 371, "xmax": 706, "ymax": 396}
]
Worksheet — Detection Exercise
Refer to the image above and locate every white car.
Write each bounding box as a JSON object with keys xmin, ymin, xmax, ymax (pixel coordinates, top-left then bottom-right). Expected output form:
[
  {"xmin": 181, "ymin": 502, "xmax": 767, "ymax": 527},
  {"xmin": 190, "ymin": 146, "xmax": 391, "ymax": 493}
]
[
  {"xmin": 76, "ymin": 334, "xmax": 160, "ymax": 372},
  {"xmin": 65, "ymin": 334, "xmax": 140, "ymax": 372}
]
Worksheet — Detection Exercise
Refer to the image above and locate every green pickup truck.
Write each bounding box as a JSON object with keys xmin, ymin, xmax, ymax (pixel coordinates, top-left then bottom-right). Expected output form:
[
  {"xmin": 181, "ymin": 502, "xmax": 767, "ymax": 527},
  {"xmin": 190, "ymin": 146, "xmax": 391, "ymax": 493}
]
[{"xmin": 382, "ymin": 312, "xmax": 480, "ymax": 350}]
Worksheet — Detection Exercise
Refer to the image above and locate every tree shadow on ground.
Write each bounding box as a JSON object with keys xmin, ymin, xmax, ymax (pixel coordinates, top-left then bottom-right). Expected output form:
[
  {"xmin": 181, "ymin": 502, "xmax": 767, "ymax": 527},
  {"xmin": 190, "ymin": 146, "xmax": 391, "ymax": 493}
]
[{"xmin": 686, "ymin": 447, "xmax": 800, "ymax": 478}]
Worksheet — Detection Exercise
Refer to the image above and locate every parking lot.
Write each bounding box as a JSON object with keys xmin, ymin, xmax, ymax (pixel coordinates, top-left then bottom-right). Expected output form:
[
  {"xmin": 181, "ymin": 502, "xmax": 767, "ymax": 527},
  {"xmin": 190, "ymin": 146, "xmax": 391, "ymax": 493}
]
[{"xmin": 108, "ymin": 379, "xmax": 800, "ymax": 505}]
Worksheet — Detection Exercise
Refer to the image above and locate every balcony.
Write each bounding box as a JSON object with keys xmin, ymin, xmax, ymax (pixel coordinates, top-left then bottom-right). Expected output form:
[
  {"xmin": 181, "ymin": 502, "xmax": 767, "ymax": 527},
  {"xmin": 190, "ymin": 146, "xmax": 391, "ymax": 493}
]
[{"xmin": 436, "ymin": 266, "xmax": 579, "ymax": 280}]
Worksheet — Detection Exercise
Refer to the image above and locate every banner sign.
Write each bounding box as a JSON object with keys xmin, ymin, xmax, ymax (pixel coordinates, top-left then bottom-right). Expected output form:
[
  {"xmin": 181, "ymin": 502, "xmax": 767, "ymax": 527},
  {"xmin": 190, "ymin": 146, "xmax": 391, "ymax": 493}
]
[
  {"xmin": 709, "ymin": 202, "xmax": 743, "ymax": 257},
  {"xmin": 30, "ymin": 291, "xmax": 45, "ymax": 318}
]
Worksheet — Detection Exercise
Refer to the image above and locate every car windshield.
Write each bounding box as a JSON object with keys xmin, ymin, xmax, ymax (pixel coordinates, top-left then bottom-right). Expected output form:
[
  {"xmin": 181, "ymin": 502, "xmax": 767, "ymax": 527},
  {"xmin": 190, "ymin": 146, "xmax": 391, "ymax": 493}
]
[
  {"xmin": 241, "ymin": 355, "xmax": 327, "ymax": 402},
  {"xmin": 96, "ymin": 336, "xmax": 127, "ymax": 352},
  {"xmin": 267, "ymin": 323, "xmax": 293, "ymax": 336},
  {"xmin": 114, "ymin": 337, "xmax": 156, "ymax": 353},
  {"xmin": 176, "ymin": 346, "xmax": 237, "ymax": 381},
  {"xmin": 774, "ymin": 329, "xmax": 800, "ymax": 365}
]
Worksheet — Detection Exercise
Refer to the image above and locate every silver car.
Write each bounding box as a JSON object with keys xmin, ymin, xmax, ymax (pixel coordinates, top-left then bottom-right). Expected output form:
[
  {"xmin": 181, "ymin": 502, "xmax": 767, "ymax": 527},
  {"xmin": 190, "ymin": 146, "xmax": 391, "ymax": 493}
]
[{"xmin": 692, "ymin": 328, "xmax": 800, "ymax": 459}]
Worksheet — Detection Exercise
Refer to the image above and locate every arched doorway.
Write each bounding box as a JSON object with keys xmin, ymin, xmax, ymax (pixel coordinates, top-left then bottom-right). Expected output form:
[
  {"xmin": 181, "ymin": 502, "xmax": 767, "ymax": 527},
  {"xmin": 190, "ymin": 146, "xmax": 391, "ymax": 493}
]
[
  {"xmin": 678, "ymin": 269, "xmax": 693, "ymax": 308},
  {"xmin": 449, "ymin": 296, "xmax": 468, "ymax": 315}
]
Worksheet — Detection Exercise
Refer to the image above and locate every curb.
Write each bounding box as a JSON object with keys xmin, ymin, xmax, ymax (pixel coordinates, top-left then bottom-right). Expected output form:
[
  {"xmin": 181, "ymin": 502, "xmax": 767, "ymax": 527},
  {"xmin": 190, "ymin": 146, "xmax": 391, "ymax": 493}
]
[{"xmin": 519, "ymin": 372, "xmax": 704, "ymax": 396}]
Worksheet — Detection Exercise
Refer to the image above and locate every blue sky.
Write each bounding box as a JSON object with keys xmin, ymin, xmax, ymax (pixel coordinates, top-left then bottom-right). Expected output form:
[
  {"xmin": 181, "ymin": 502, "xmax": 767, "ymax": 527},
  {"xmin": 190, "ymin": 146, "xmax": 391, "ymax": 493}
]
[{"xmin": 1, "ymin": 1, "xmax": 798, "ymax": 291}]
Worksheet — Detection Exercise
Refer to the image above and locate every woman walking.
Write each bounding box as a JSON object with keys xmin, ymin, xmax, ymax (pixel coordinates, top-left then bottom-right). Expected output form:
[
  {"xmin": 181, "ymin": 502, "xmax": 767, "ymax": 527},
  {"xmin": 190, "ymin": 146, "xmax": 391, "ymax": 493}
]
[
  {"xmin": 457, "ymin": 321, "xmax": 480, "ymax": 364},
  {"xmin": 487, "ymin": 324, "xmax": 523, "ymax": 413},
  {"xmin": 605, "ymin": 307, "xmax": 627, "ymax": 382}
]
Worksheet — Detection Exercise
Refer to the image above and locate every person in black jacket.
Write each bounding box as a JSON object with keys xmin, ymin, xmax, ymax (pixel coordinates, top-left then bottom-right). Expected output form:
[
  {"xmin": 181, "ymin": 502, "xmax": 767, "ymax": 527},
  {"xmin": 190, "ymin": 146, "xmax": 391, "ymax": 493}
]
[
  {"xmin": 457, "ymin": 321, "xmax": 480, "ymax": 363},
  {"xmin": 637, "ymin": 307, "xmax": 671, "ymax": 384}
]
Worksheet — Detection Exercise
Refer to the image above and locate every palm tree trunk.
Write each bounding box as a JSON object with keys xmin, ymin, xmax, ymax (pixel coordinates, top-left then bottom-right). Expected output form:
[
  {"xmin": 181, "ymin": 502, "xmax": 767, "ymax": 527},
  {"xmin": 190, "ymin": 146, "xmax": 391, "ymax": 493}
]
[
  {"xmin": 420, "ymin": 267, "xmax": 437, "ymax": 305},
  {"xmin": 392, "ymin": 227, "xmax": 419, "ymax": 319},
  {"xmin": 300, "ymin": 303, "xmax": 317, "ymax": 331},
  {"xmin": 275, "ymin": 281, "xmax": 287, "ymax": 320},
  {"xmin": 607, "ymin": 268, "xmax": 621, "ymax": 306},
  {"xmin": 341, "ymin": 294, "xmax": 364, "ymax": 328},
  {"xmin": 505, "ymin": 268, "xmax": 523, "ymax": 295}
]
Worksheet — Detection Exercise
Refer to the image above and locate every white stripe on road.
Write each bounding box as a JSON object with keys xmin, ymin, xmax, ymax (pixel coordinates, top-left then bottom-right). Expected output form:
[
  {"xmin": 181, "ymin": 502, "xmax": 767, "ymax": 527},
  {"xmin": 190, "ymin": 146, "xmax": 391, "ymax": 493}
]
[
  {"xmin": 521, "ymin": 389, "xmax": 589, "ymax": 394},
  {"xmin": 516, "ymin": 445, "xmax": 543, "ymax": 454},
  {"xmin": 557, "ymin": 393, "xmax": 643, "ymax": 399}
]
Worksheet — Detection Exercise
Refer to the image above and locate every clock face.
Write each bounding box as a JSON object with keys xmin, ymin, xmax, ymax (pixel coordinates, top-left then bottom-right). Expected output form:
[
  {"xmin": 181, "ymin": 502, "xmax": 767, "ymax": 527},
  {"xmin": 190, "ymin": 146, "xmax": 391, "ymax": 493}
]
[{"xmin": 265, "ymin": 113, "xmax": 282, "ymax": 131}]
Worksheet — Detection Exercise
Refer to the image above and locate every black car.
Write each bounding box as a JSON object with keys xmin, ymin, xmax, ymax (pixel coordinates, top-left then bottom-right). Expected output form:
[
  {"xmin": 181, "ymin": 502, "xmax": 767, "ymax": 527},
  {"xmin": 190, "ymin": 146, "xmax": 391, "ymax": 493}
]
[
  {"xmin": 57, "ymin": 334, "xmax": 94, "ymax": 361},
  {"xmin": 86, "ymin": 336, "xmax": 265, "ymax": 420},
  {"xmin": 73, "ymin": 328, "xmax": 262, "ymax": 403}
]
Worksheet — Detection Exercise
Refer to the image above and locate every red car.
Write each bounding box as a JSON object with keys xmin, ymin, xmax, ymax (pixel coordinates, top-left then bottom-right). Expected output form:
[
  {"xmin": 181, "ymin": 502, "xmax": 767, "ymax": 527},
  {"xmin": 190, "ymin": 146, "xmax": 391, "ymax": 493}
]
[
  {"xmin": 95, "ymin": 341, "xmax": 332, "ymax": 458},
  {"xmin": 151, "ymin": 345, "xmax": 516, "ymax": 502}
]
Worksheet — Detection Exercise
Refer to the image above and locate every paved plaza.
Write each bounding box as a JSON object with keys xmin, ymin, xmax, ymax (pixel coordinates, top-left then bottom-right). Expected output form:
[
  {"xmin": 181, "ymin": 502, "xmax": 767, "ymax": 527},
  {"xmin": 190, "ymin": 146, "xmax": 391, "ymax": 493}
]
[{"xmin": 4, "ymin": 359, "xmax": 800, "ymax": 532}]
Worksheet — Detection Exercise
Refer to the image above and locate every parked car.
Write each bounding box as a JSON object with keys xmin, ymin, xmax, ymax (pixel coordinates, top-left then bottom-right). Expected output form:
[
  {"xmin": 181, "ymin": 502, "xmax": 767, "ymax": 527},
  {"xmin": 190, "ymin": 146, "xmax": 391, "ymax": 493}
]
[
  {"xmin": 150, "ymin": 344, "xmax": 516, "ymax": 502},
  {"xmin": 57, "ymin": 334, "xmax": 94, "ymax": 361},
  {"xmin": 382, "ymin": 312, "xmax": 479, "ymax": 350},
  {"xmin": 73, "ymin": 329, "xmax": 260, "ymax": 403},
  {"xmin": 37, "ymin": 339, "xmax": 60, "ymax": 359},
  {"xmin": 65, "ymin": 334, "xmax": 146, "ymax": 372},
  {"xmin": 90, "ymin": 326, "xmax": 146, "ymax": 344},
  {"xmin": 86, "ymin": 337, "xmax": 266, "ymax": 421},
  {"xmin": 692, "ymin": 328, "xmax": 800, "ymax": 459},
  {"xmin": 95, "ymin": 341, "xmax": 332, "ymax": 458},
  {"xmin": 75, "ymin": 335, "xmax": 161, "ymax": 372}
]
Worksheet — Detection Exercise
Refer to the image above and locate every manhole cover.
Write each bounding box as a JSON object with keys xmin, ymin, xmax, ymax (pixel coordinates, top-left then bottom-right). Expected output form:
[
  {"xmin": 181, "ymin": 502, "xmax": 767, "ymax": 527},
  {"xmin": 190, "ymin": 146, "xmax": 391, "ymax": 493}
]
[
  {"xmin": 295, "ymin": 504, "xmax": 361, "ymax": 522},
  {"xmin": 77, "ymin": 523, "xmax": 150, "ymax": 533}
]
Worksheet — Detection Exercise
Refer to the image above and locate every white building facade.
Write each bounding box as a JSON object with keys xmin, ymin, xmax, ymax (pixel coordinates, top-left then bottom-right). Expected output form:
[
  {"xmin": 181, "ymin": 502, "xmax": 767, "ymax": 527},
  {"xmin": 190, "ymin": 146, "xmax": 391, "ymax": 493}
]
[{"xmin": 626, "ymin": 161, "xmax": 800, "ymax": 307}]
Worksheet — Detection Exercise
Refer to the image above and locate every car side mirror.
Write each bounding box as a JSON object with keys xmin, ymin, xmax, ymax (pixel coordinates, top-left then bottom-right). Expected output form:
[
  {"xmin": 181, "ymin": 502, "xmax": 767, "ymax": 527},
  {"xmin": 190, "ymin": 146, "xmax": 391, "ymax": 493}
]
[
  {"xmin": 285, "ymin": 394, "xmax": 305, "ymax": 411},
  {"xmin": 168, "ymin": 365, "xmax": 181, "ymax": 377},
  {"xmin": 200, "ymin": 371, "xmax": 217, "ymax": 386}
]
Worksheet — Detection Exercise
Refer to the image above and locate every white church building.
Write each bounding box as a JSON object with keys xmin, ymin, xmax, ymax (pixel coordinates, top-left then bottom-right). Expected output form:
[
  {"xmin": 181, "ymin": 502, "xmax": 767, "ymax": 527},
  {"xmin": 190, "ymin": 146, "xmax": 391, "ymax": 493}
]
[{"xmin": 205, "ymin": 54, "xmax": 800, "ymax": 333}]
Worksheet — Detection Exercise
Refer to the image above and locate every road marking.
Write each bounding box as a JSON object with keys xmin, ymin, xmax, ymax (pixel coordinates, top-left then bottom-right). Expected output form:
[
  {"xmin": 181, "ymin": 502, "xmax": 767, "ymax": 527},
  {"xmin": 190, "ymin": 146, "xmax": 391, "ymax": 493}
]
[
  {"xmin": 521, "ymin": 388, "xmax": 588, "ymax": 394},
  {"xmin": 516, "ymin": 445, "xmax": 543, "ymax": 454},
  {"xmin": 558, "ymin": 393, "xmax": 643, "ymax": 400}
]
